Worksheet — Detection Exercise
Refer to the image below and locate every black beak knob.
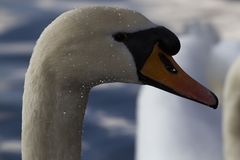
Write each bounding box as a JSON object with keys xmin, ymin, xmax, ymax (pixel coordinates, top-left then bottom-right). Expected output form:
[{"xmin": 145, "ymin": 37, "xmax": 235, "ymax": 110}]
[{"xmin": 157, "ymin": 26, "xmax": 181, "ymax": 55}]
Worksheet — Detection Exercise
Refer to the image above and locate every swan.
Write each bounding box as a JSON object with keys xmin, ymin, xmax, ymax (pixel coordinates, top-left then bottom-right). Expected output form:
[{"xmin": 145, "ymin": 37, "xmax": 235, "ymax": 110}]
[
  {"xmin": 136, "ymin": 22, "xmax": 222, "ymax": 160},
  {"xmin": 223, "ymin": 57, "xmax": 240, "ymax": 160},
  {"xmin": 207, "ymin": 40, "xmax": 240, "ymax": 160},
  {"xmin": 22, "ymin": 7, "xmax": 218, "ymax": 160}
]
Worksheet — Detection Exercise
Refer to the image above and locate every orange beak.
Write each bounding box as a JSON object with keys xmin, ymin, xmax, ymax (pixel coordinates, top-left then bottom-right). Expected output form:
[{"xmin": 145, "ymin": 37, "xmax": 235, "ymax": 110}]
[{"xmin": 139, "ymin": 43, "xmax": 218, "ymax": 109}]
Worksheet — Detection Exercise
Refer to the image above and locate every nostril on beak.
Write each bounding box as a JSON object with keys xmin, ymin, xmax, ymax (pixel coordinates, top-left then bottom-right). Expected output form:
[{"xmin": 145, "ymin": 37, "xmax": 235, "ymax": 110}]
[{"xmin": 157, "ymin": 27, "xmax": 181, "ymax": 56}]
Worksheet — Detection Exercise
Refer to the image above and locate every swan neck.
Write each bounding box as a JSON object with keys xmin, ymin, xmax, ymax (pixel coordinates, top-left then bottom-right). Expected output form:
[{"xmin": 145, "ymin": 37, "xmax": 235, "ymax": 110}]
[{"xmin": 22, "ymin": 75, "xmax": 90, "ymax": 160}]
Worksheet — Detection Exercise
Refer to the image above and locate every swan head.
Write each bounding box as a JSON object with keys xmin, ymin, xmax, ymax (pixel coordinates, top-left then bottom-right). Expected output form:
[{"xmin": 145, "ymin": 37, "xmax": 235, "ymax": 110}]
[{"xmin": 34, "ymin": 6, "xmax": 218, "ymax": 108}]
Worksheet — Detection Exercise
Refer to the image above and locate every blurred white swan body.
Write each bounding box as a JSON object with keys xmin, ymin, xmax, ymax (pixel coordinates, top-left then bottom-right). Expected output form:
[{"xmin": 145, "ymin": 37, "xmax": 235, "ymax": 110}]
[
  {"xmin": 136, "ymin": 23, "xmax": 222, "ymax": 160},
  {"xmin": 22, "ymin": 7, "xmax": 156, "ymax": 160},
  {"xmin": 208, "ymin": 40, "xmax": 240, "ymax": 160},
  {"xmin": 223, "ymin": 57, "xmax": 240, "ymax": 160}
]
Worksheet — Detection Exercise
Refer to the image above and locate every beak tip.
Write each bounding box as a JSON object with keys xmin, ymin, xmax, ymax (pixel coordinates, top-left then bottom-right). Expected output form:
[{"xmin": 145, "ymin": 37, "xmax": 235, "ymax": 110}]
[
  {"xmin": 210, "ymin": 103, "xmax": 218, "ymax": 109},
  {"xmin": 208, "ymin": 91, "xmax": 219, "ymax": 109}
]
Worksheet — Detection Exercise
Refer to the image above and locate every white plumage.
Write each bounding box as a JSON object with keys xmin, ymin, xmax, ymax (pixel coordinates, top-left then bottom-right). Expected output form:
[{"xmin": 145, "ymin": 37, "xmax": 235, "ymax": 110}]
[
  {"xmin": 223, "ymin": 57, "xmax": 240, "ymax": 160},
  {"xmin": 22, "ymin": 7, "xmax": 156, "ymax": 160}
]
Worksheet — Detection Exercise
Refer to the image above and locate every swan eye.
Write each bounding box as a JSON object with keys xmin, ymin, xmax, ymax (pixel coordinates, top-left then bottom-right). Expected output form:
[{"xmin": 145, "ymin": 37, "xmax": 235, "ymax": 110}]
[
  {"xmin": 113, "ymin": 33, "xmax": 127, "ymax": 42},
  {"xmin": 159, "ymin": 53, "xmax": 178, "ymax": 73}
]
